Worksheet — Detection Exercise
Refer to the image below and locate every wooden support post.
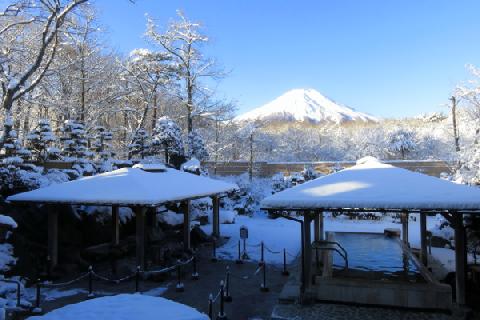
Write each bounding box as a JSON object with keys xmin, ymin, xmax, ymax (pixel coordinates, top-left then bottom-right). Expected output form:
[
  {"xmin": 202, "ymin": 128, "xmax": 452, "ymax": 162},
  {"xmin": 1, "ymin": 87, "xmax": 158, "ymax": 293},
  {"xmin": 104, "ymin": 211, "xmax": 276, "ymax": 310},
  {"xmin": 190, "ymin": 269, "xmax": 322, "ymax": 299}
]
[
  {"xmin": 304, "ymin": 212, "xmax": 312, "ymax": 289},
  {"xmin": 183, "ymin": 200, "xmax": 191, "ymax": 251},
  {"xmin": 48, "ymin": 210, "xmax": 59, "ymax": 269},
  {"xmin": 212, "ymin": 196, "xmax": 220, "ymax": 238},
  {"xmin": 314, "ymin": 214, "xmax": 320, "ymax": 242},
  {"xmin": 454, "ymin": 213, "xmax": 466, "ymax": 306},
  {"xmin": 420, "ymin": 211, "xmax": 428, "ymax": 266},
  {"xmin": 135, "ymin": 207, "xmax": 146, "ymax": 270},
  {"xmin": 319, "ymin": 211, "xmax": 325, "ymax": 241},
  {"xmin": 112, "ymin": 205, "xmax": 120, "ymax": 246},
  {"xmin": 401, "ymin": 211, "xmax": 409, "ymax": 245}
]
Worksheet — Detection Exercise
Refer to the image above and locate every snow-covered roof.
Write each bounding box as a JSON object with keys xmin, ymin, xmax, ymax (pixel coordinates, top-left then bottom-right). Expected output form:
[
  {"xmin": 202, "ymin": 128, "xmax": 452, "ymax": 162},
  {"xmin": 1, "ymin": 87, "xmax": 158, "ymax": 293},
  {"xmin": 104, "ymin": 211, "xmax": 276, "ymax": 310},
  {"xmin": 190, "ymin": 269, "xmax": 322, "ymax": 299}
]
[
  {"xmin": 28, "ymin": 294, "xmax": 208, "ymax": 320},
  {"xmin": 7, "ymin": 168, "xmax": 237, "ymax": 206},
  {"xmin": 261, "ymin": 157, "xmax": 480, "ymax": 211}
]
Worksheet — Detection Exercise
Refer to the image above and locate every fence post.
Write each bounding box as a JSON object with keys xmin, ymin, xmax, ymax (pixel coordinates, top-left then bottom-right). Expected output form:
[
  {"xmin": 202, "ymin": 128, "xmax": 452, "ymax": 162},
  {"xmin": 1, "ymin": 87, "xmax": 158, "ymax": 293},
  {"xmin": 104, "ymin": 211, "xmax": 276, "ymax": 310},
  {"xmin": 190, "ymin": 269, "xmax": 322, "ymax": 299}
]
[
  {"xmin": 211, "ymin": 239, "xmax": 218, "ymax": 262},
  {"xmin": 259, "ymin": 241, "xmax": 265, "ymax": 266},
  {"xmin": 88, "ymin": 266, "xmax": 94, "ymax": 297},
  {"xmin": 260, "ymin": 263, "xmax": 269, "ymax": 292},
  {"xmin": 282, "ymin": 248, "xmax": 290, "ymax": 276},
  {"xmin": 235, "ymin": 240, "xmax": 243, "ymax": 264},
  {"xmin": 176, "ymin": 264, "xmax": 185, "ymax": 292},
  {"xmin": 224, "ymin": 266, "xmax": 232, "ymax": 302},
  {"xmin": 192, "ymin": 255, "xmax": 199, "ymax": 280},
  {"xmin": 35, "ymin": 279, "xmax": 41, "ymax": 311},
  {"xmin": 217, "ymin": 280, "xmax": 227, "ymax": 320},
  {"xmin": 208, "ymin": 293, "xmax": 213, "ymax": 319},
  {"xmin": 135, "ymin": 266, "xmax": 140, "ymax": 293}
]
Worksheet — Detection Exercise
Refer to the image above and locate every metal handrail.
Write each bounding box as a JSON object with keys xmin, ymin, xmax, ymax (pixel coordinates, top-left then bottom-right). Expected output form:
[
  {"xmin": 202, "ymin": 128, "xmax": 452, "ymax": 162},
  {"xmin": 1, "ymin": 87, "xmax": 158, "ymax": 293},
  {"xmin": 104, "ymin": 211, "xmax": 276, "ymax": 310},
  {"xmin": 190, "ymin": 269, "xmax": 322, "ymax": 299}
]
[{"xmin": 312, "ymin": 241, "xmax": 349, "ymax": 270}]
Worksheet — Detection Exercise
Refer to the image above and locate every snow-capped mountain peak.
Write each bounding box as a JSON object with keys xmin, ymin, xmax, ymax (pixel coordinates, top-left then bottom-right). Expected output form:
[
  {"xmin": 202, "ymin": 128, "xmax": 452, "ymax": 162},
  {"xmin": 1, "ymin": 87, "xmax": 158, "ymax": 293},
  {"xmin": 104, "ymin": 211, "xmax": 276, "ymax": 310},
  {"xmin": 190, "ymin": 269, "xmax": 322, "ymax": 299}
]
[{"xmin": 235, "ymin": 88, "xmax": 377, "ymax": 124}]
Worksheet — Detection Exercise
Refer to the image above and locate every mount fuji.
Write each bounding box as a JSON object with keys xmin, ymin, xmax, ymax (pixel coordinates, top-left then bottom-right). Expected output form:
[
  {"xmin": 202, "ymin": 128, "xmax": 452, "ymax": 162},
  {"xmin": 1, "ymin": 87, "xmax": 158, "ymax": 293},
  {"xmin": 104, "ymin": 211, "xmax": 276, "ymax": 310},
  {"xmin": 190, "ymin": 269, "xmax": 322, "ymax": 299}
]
[{"xmin": 234, "ymin": 88, "xmax": 378, "ymax": 124}]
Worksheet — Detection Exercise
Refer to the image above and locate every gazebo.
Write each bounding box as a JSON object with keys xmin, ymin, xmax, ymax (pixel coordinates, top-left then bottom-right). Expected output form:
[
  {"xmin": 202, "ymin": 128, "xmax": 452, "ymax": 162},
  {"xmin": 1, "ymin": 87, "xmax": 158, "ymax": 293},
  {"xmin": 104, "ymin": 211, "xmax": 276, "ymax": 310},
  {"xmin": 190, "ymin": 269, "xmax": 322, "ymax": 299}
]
[
  {"xmin": 7, "ymin": 164, "xmax": 237, "ymax": 270},
  {"xmin": 261, "ymin": 157, "xmax": 480, "ymax": 306}
]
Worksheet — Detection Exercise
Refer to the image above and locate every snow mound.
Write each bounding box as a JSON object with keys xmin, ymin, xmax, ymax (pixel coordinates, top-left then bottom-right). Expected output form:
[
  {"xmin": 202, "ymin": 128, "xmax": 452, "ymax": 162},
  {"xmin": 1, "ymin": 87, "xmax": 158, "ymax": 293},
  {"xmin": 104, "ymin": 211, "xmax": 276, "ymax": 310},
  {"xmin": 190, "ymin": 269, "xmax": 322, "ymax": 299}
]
[
  {"xmin": 132, "ymin": 163, "xmax": 166, "ymax": 172},
  {"xmin": 181, "ymin": 158, "xmax": 201, "ymax": 172},
  {"xmin": 235, "ymin": 88, "xmax": 377, "ymax": 124},
  {"xmin": 0, "ymin": 215, "xmax": 17, "ymax": 228},
  {"xmin": 27, "ymin": 294, "xmax": 208, "ymax": 320},
  {"xmin": 355, "ymin": 156, "xmax": 383, "ymax": 166}
]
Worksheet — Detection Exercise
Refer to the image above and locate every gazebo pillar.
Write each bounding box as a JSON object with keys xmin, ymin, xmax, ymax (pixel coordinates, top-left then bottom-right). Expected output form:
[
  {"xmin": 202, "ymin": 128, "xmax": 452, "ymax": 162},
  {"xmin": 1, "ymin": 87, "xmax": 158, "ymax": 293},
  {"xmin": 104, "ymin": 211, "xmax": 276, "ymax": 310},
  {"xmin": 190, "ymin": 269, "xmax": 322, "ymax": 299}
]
[
  {"xmin": 182, "ymin": 200, "xmax": 191, "ymax": 251},
  {"xmin": 48, "ymin": 209, "xmax": 59, "ymax": 270},
  {"xmin": 453, "ymin": 212, "xmax": 466, "ymax": 306},
  {"xmin": 401, "ymin": 211, "xmax": 409, "ymax": 245},
  {"xmin": 419, "ymin": 211, "xmax": 428, "ymax": 266},
  {"xmin": 135, "ymin": 207, "xmax": 146, "ymax": 269},
  {"xmin": 304, "ymin": 212, "xmax": 312, "ymax": 290},
  {"xmin": 212, "ymin": 196, "xmax": 220, "ymax": 238},
  {"xmin": 112, "ymin": 205, "xmax": 120, "ymax": 246},
  {"xmin": 320, "ymin": 211, "xmax": 325, "ymax": 241},
  {"xmin": 314, "ymin": 213, "xmax": 320, "ymax": 242}
]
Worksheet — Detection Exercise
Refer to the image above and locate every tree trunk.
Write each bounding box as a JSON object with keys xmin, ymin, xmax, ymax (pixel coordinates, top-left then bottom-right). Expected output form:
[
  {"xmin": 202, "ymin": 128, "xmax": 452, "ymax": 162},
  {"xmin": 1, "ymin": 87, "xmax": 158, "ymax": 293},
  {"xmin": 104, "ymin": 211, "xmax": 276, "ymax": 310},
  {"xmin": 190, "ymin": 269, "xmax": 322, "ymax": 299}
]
[
  {"xmin": 152, "ymin": 93, "xmax": 157, "ymax": 132},
  {"xmin": 451, "ymin": 96, "xmax": 460, "ymax": 152}
]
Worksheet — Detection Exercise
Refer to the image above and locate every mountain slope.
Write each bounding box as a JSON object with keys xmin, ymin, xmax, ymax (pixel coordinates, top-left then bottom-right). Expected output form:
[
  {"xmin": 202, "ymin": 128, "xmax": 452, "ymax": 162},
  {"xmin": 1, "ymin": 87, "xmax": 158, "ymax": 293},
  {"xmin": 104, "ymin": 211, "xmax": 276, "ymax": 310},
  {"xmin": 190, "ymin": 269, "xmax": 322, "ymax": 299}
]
[{"xmin": 235, "ymin": 88, "xmax": 377, "ymax": 124}]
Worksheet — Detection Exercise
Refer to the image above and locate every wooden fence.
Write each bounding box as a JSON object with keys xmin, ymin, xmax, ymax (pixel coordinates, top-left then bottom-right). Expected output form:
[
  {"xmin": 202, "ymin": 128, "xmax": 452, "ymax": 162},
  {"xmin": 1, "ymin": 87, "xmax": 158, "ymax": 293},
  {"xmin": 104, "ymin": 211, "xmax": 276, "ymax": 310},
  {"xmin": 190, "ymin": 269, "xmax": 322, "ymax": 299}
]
[
  {"xmin": 39, "ymin": 159, "xmax": 454, "ymax": 179},
  {"xmin": 202, "ymin": 160, "xmax": 454, "ymax": 178}
]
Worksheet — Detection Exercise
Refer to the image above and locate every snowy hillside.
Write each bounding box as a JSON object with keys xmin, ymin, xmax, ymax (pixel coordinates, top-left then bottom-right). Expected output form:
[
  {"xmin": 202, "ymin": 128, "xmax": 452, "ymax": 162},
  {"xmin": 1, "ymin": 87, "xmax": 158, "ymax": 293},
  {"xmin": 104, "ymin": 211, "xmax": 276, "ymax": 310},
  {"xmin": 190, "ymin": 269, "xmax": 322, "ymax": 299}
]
[{"xmin": 235, "ymin": 88, "xmax": 378, "ymax": 124}]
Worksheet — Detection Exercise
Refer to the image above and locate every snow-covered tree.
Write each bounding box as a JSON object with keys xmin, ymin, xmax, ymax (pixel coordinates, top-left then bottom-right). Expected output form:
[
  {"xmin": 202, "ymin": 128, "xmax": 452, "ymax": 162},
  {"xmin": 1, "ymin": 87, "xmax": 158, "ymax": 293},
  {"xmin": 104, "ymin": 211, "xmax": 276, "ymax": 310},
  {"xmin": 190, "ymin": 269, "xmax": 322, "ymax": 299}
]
[
  {"xmin": 91, "ymin": 126, "xmax": 115, "ymax": 172},
  {"xmin": 128, "ymin": 129, "xmax": 151, "ymax": 160},
  {"xmin": 60, "ymin": 119, "xmax": 94, "ymax": 176},
  {"xmin": 386, "ymin": 129, "xmax": 417, "ymax": 159},
  {"xmin": 26, "ymin": 119, "xmax": 59, "ymax": 164},
  {"xmin": 0, "ymin": 1, "xmax": 88, "ymax": 149},
  {"xmin": 152, "ymin": 116, "xmax": 184, "ymax": 163},
  {"xmin": 187, "ymin": 130, "xmax": 208, "ymax": 161},
  {"xmin": 0, "ymin": 114, "xmax": 41, "ymax": 195},
  {"xmin": 146, "ymin": 11, "xmax": 224, "ymax": 133}
]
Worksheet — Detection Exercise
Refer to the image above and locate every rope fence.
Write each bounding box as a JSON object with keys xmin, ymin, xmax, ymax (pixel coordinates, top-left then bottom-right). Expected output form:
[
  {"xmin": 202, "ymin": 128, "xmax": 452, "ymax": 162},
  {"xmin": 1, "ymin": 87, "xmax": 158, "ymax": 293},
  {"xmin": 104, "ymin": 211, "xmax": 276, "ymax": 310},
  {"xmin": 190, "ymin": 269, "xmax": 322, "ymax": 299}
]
[
  {"xmin": 11, "ymin": 235, "xmax": 297, "ymax": 319},
  {"xmin": 32, "ymin": 255, "xmax": 197, "ymax": 312}
]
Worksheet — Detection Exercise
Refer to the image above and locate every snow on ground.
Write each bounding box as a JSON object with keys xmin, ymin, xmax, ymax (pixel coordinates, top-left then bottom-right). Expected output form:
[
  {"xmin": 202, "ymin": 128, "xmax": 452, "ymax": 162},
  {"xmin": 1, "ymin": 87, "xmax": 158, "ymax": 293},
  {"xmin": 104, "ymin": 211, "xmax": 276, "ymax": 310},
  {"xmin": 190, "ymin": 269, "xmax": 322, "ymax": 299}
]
[
  {"xmin": 203, "ymin": 211, "xmax": 456, "ymax": 273},
  {"xmin": 142, "ymin": 286, "xmax": 168, "ymax": 297},
  {"xmin": 41, "ymin": 288, "xmax": 88, "ymax": 302},
  {"xmin": 27, "ymin": 294, "xmax": 208, "ymax": 320}
]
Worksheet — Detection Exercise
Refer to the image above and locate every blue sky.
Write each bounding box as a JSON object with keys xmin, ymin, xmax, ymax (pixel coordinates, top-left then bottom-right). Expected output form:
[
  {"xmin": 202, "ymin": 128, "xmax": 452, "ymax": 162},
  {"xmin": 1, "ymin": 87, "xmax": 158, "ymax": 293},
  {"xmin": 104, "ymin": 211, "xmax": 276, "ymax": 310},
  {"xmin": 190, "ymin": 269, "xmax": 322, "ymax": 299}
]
[{"xmin": 95, "ymin": 0, "xmax": 480, "ymax": 118}]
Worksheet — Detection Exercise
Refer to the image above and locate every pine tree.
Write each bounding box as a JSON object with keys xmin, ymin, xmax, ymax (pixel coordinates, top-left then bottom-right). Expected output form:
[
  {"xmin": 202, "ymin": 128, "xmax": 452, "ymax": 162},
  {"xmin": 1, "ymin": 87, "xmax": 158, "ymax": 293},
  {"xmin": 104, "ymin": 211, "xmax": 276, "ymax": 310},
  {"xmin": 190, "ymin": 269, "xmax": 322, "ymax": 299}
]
[
  {"xmin": 60, "ymin": 120, "xmax": 94, "ymax": 176},
  {"xmin": 152, "ymin": 116, "xmax": 184, "ymax": 163},
  {"xmin": 92, "ymin": 126, "xmax": 115, "ymax": 172},
  {"xmin": 128, "ymin": 129, "xmax": 151, "ymax": 160},
  {"xmin": 0, "ymin": 115, "xmax": 37, "ymax": 195},
  {"xmin": 26, "ymin": 119, "xmax": 59, "ymax": 164},
  {"xmin": 187, "ymin": 130, "xmax": 208, "ymax": 161}
]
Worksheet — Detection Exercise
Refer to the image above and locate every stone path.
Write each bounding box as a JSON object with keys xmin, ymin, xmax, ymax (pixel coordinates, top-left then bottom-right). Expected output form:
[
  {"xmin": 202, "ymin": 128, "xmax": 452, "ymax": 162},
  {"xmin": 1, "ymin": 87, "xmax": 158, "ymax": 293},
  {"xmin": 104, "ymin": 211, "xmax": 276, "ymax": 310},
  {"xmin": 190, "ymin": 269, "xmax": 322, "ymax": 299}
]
[{"xmin": 272, "ymin": 303, "xmax": 463, "ymax": 320}]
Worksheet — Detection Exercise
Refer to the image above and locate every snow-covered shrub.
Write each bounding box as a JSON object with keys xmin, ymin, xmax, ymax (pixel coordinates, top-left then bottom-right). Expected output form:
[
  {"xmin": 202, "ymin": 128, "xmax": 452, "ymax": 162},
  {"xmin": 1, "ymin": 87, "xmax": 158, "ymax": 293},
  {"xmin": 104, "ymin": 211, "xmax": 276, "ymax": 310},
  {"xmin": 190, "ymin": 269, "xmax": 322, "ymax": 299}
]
[
  {"xmin": 152, "ymin": 116, "xmax": 184, "ymax": 164},
  {"xmin": 302, "ymin": 165, "xmax": 318, "ymax": 181},
  {"xmin": 74, "ymin": 206, "xmax": 133, "ymax": 224},
  {"xmin": 217, "ymin": 174, "xmax": 272, "ymax": 216},
  {"xmin": 158, "ymin": 210, "xmax": 184, "ymax": 226},
  {"xmin": 218, "ymin": 210, "xmax": 236, "ymax": 224},
  {"xmin": 0, "ymin": 214, "xmax": 17, "ymax": 272},
  {"xmin": 187, "ymin": 130, "xmax": 208, "ymax": 161},
  {"xmin": 271, "ymin": 173, "xmax": 286, "ymax": 193},
  {"xmin": 430, "ymin": 214, "xmax": 454, "ymax": 245}
]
